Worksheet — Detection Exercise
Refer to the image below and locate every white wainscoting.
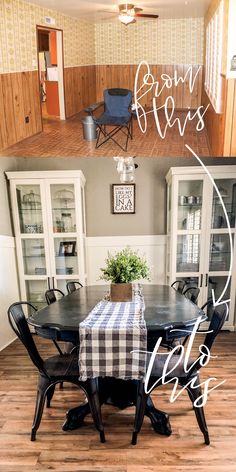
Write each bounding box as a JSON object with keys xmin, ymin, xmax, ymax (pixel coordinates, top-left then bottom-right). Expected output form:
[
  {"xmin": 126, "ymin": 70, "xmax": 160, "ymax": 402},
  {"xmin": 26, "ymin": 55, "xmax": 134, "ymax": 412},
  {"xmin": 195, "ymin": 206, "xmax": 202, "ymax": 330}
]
[
  {"xmin": 0, "ymin": 235, "xmax": 19, "ymax": 351},
  {"xmin": 86, "ymin": 235, "xmax": 167, "ymax": 286}
]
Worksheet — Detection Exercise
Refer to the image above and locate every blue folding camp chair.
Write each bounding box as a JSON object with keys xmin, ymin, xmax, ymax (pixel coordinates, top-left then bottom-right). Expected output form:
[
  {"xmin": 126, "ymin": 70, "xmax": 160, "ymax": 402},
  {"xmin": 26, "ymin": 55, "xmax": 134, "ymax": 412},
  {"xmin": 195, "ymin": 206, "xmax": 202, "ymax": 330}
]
[{"xmin": 85, "ymin": 88, "xmax": 133, "ymax": 152}]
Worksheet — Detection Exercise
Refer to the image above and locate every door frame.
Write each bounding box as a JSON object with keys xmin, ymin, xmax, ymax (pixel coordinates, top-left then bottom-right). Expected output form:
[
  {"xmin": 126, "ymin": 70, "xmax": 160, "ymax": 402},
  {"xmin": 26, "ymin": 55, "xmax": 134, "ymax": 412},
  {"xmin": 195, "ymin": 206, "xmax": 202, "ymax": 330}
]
[{"xmin": 36, "ymin": 25, "xmax": 66, "ymax": 122}]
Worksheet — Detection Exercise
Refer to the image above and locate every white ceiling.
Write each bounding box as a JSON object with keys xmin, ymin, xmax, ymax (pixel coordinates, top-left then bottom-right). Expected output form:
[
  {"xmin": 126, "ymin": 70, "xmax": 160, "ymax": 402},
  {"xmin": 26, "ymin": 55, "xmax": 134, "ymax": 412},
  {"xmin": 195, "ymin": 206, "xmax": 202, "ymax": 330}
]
[{"xmin": 28, "ymin": 0, "xmax": 211, "ymax": 22}]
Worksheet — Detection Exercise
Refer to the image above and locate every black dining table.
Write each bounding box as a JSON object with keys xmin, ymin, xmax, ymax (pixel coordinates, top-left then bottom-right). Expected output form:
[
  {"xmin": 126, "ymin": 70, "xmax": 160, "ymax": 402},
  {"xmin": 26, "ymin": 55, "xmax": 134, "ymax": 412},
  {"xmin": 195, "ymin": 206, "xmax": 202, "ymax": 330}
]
[{"xmin": 28, "ymin": 284, "xmax": 206, "ymax": 435}]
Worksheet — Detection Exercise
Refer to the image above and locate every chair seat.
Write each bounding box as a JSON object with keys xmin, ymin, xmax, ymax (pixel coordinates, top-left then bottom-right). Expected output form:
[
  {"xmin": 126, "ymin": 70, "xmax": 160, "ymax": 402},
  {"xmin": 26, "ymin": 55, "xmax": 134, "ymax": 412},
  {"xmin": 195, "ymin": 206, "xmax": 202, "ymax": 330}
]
[
  {"xmin": 95, "ymin": 112, "xmax": 131, "ymax": 126},
  {"xmin": 44, "ymin": 353, "xmax": 79, "ymax": 378},
  {"xmin": 147, "ymin": 353, "xmax": 197, "ymax": 379}
]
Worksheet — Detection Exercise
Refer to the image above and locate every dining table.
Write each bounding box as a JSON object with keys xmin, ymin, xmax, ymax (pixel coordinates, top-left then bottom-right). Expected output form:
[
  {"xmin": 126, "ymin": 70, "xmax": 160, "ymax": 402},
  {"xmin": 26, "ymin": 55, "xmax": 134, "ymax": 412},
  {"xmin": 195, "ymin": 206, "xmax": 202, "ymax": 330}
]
[{"xmin": 28, "ymin": 284, "xmax": 206, "ymax": 435}]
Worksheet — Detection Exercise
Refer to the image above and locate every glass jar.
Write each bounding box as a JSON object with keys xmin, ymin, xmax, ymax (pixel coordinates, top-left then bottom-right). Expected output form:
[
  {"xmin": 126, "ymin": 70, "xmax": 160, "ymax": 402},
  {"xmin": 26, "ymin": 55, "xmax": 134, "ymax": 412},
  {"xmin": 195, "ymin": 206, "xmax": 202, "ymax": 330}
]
[{"xmin": 61, "ymin": 213, "xmax": 72, "ymax": 232}]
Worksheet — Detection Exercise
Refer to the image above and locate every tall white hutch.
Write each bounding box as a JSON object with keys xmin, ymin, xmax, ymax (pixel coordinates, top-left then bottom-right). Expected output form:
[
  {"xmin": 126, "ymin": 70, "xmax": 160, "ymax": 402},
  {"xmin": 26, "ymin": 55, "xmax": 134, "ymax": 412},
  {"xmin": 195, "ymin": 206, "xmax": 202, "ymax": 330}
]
[
  {"xmin": 6, "ymin": 171, "xmax": 87, "ymax": 310},
  {"xmin": 166, "ymin": 165, "xmax": 236, "ymax": 330}
]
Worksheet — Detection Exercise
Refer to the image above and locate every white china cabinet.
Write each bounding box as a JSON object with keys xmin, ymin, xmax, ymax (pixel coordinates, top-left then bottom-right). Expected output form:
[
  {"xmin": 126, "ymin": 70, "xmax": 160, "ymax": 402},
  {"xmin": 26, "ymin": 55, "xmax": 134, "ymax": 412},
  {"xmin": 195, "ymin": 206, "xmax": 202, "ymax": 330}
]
[
  {"xmin": 6, "ymin": 171, "xmax": 87, "ymax": 310},
  {"xmin": 166, "ymin": 166, "xmax": 236, "ymax": 330}
]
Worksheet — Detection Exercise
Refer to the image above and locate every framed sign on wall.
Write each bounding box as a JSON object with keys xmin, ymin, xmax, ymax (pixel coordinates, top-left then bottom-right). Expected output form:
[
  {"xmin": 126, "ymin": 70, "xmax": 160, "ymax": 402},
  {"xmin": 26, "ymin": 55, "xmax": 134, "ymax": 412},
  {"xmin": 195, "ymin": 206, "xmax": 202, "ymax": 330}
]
[{"xmin": 112, "ymin": 184, "xmax": 135, "ymax": 214}]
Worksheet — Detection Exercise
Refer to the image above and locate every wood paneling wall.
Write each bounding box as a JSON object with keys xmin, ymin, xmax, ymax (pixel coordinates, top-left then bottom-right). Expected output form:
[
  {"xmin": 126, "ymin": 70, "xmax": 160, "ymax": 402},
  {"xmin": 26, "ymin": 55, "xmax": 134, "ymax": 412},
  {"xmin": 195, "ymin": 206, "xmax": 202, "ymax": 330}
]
[
  {"xmin": 0, "ymin": 63, "xmax": 202, "ymax": 152},
  {"xmin": 95, "ymin": 64, "xmax": 203, "ymax": 109},
  {"xmin": 0, "ymin": 71, "xmax": 42, "ymax": 152},
  {"xmin": 201, "ymin": 72, "xmax": 227, "ymax": 156},
  {"xmin": 64, "ymin": 65, "xmax": 96, "ymax": 118}
]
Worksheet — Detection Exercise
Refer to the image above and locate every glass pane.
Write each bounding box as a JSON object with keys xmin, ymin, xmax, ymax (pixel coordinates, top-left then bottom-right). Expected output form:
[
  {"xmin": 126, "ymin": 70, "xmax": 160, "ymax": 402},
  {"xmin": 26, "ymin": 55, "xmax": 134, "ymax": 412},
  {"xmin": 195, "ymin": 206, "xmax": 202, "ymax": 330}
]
[
  {"xmin": 178, "ymin": 180, "xmax": 203, "ymax": 230},
  {"xmin": 211, "ymin": 179, "xmax": 236, "ymax": 229},
  {"xmin": 22, "ymin": 239, "xmax": 46, "ymax": 275},
  {"xmin": 209, "ymin": 234, "xmax": 234, "ymax": 271},
  {"xmin": 207, "ymin": 275, "xmax": 231, "ymax": 320},
  {"xmin": 16, "ymin": 185, "xmax": 43, "ymax": 234},
  {"xmin": 25, "ymin": 280, "xmax": 48, "ymax": 310},
  {"xmin": 177, "ymin": 234, "xmax": 200, "ymax": 272},
  {"xmin": 50, "ymin": 184, "xmax": 76, "ymax": 233},
  {"xmin": 54, "ymin": 238, "xmax": 78, "ymax": 275}
]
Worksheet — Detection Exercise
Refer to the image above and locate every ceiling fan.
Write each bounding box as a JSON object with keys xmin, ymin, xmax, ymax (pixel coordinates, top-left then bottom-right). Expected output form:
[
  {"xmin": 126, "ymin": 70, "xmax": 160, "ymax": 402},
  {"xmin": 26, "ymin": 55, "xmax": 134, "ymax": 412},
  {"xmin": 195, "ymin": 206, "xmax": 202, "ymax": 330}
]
[{"xmin": 107, "ymin": 4, "xmax": 159, "ymax": 25}]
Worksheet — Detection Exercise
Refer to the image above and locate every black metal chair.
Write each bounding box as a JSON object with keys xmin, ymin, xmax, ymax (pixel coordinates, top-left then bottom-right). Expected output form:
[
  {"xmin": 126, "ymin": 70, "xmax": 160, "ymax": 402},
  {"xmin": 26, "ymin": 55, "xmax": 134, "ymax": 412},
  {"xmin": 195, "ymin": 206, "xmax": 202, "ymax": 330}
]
[
  {"xmin": 85, "ymin": 88, "xmax": 133, "ymax": 151},
  {"xmin": 66, "ymin": 281, "xmax": 83, "ymax": 294},
  {"xmin": 180, "ymin": 299, "xmax": 214, "ymax": 349},
  {"xmin": 171, "ymin": 280, "xmax": 186, "ymax": 293},
  {"xmin": 182, "ymin": 284, "xmax": 200, "ymax": 305},
  {"xmin": 45, "ymin": 288, "xmax": 64, "ymax": 306},
  {"xmin": 131, "ymin": 303, "xmax": 228, "ymax": 446},
  {"xmin": 24, "ymin": 301, "xmax": 64, "ymax": 356},
  {"xmin": 7, "ymin": 302, "xmax": 105, "ymax": 443}
]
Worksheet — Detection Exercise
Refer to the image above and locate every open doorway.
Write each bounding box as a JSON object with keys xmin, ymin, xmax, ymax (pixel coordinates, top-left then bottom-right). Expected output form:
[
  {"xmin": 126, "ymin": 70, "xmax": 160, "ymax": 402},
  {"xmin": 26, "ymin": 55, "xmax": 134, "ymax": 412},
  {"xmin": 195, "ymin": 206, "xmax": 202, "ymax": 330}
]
[{"xmin": 37, "ymin": 26, "xmax": 65, "ymax": 123}]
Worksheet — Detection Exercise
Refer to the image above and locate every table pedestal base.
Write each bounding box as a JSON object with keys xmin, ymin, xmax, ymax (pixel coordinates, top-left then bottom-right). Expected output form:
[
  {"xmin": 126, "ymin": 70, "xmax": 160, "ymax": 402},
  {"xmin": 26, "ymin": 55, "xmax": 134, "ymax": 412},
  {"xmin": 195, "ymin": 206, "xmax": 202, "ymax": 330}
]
[{"xmin": 62, "ymin": 378, "xmax": 172, "ymax": 436}]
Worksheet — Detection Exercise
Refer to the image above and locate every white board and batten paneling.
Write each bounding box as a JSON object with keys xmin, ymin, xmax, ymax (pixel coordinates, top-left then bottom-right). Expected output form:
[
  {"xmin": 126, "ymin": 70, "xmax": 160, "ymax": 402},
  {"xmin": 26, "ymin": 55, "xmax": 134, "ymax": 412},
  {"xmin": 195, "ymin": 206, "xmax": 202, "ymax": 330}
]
[
  {"xmin": 0, "ymin": 235, "xmax": 19, "ymax": 351},
  {"xmin": 86, "ymin": 235, "xmax": 166, "ymax": 286}
]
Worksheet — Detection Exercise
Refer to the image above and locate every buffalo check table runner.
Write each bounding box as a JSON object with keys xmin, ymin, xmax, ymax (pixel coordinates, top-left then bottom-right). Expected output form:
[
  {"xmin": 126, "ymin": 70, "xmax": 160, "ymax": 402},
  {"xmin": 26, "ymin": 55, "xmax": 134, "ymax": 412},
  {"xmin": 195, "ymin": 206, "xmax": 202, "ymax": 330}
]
[{"xmin": 78, "ymin": 288, "xmax": 147, "ymax": 381}]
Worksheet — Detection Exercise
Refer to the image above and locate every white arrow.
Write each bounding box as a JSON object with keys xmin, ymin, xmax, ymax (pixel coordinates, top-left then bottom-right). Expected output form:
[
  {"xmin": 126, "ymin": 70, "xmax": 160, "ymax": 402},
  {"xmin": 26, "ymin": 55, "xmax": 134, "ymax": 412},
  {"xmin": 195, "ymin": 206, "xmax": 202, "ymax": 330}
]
[{"xmin": 185, "ymin": 145, "xmax": 232, "ymax": 307}]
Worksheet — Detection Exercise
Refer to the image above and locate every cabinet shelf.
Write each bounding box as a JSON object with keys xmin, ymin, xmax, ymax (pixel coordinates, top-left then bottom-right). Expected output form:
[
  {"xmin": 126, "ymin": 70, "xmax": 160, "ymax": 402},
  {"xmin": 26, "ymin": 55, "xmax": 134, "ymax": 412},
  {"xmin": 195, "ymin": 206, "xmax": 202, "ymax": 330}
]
[
  {"xmin": 23, "ymin": 255, "xmax": 46, "ymax": 258},
  {"xmin": 178, "ymin": 203, "xmax": 201, "ymax": 208},
  {"xmin": 56, "ymin": 255, "xmax": 77, "ymax": 258},
  {"xmin": 19, "ymin": 208, "xmax": 42, "ymax": 213},
  {"xmin": 52, "ymin": 207, "xmax": 75, "ymax": 211}
]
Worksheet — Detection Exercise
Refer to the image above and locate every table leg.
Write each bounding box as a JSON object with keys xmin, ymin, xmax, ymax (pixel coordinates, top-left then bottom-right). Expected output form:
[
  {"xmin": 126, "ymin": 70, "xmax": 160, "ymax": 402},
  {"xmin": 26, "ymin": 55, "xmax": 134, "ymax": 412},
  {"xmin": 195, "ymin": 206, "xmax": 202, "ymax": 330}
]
[{"xmin": 62, "ymin": 378, "xmax": 172, "ymax": 436}]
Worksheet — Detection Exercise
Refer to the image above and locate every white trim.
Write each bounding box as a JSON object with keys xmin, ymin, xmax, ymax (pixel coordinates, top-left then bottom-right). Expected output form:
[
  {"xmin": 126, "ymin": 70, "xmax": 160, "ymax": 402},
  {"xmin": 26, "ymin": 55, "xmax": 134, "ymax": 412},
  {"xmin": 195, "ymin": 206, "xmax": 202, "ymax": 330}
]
[
  {"xmin": 0, "ymin": 336, "xmax": 17, "ymax": 352},
  {"xmin": 6, "ymin": 170, "xmax": 86, "ymax": 184},
  {"xmin": 166, "ymin": 165, "xmax": 236, "ymax": 182},
  {"xmin": 86, "ymin": 235, "xmax": 166, "ymax": 247},
  {"xmin": 86, "ymin": 235, "xmax": 167, "ymax": 286},
  {"xmin": 56, "ymin": 30, "xmax": 66, "ymax": 120}
]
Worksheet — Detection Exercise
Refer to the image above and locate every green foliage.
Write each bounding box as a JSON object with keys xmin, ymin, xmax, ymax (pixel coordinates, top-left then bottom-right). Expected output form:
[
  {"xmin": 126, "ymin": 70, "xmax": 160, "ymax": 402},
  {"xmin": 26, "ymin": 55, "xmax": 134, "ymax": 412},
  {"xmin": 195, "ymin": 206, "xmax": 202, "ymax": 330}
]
[{"xmin": 100, "ymin": 247, "xmax": 150, "ymax": 284}]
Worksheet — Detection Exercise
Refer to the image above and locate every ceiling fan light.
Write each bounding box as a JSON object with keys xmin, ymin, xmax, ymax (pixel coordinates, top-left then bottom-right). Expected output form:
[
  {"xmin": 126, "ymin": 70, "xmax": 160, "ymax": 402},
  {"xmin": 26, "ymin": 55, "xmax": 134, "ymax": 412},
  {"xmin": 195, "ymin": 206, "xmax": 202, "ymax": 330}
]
[{"xmin": 118, "ymin": 14, "xmax": 135, "ymax": 25}]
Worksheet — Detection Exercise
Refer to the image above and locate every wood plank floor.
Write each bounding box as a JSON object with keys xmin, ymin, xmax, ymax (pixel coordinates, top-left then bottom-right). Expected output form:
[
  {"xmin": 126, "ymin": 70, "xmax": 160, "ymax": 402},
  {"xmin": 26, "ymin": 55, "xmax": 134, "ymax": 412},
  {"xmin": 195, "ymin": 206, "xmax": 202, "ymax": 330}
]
[
  {"xmin": 0, "ymin": 111, "xmax": 210, "ymax": 158},
  {"xmin": 0, "ymin": 332, "xmax": 235, "ymax": 471}
]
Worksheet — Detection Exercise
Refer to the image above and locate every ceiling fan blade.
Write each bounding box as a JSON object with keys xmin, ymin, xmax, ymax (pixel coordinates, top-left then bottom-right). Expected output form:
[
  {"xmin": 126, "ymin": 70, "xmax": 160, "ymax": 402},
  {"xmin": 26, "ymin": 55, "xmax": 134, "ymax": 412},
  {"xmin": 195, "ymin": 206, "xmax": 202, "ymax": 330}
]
[{"xmin": 135, "ymin": 13, "xmax": 159, "ymax": 18}]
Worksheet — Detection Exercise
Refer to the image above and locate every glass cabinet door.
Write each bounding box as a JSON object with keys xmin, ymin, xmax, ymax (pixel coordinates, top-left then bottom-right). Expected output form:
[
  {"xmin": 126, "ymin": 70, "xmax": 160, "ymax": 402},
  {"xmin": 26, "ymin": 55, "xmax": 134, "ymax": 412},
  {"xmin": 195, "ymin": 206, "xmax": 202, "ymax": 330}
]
[
  {"xmin": 16, "ymin": 184, "xmax": 43, "ymax": 234},
  {"xmin": 177, "ymin": 180, "xmax": 203, "ymax": 230},
  {"xmin": 176, "ymin": 234, "xmax": 200, "ymax": 272},
  {"xmin": 22, "ymin": 238, "xmax": 46, "ymax": 275},
  {"xmin": 54, "ymin": 237, "xmax": 78, "ymax": 276},
  {"xmin": 209, "ymin": 234, "xmax": 234, "ymax": 272},
  {"xmin": 50, "ymin": 184, "xmax": 76, "ymax": 234},
  {"xmin": 211, "ymin": 180, "xmax": 236, "ymax": 229},
  {"xmin": 25, "ymin": 280, "xmax": 48, "ymax": 310}
]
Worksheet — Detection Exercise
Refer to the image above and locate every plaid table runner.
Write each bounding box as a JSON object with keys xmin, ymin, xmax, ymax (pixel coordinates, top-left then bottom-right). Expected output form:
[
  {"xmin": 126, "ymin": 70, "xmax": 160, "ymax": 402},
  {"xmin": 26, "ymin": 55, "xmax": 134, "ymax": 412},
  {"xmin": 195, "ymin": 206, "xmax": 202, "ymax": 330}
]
[{"xmin": 78, "ymin": 287, "xmax": 147, "ymax": 381}]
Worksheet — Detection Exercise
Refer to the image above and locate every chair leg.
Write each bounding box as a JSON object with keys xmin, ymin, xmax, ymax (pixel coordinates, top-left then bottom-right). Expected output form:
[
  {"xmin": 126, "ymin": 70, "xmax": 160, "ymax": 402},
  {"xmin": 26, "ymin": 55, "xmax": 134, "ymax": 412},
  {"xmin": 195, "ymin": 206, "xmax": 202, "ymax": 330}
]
[
  {"xmin": 83, "ymin": 379, "xmax": 105, "ymax": 443},
  {"xmin": 130, "ymin": 116, "xmax": 133, "ymax": 139},
  {"xmin": 186, "ymin": 377, "xmax": 210, "ymax": 445},
  {"xmin": 132, "ymin": 381, "xmax": 148, "ymax": 445},
  {"xmin": 46, "ymin": 384, "xmax": 55, "ymax": 408},
  {"xmin": 31, "ymin": 376, "xmax": 51, "ymax": 441}
]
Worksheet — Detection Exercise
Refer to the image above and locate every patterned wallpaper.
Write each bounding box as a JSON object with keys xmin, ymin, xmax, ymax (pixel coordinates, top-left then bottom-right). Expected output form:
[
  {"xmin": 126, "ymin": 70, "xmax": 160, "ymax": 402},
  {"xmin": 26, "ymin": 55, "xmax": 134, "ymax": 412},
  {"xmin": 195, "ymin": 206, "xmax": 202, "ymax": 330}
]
[
  {"xmin": 0, "ymin": 0, "xmax": 95, "ymax": 73},
  {"xmin": 95, "ymin": 18, "xmax": 204, "ymax": 65},
  {"xmin": 0, "ymin": 0, "xmax": 204, "ymax": 74}
]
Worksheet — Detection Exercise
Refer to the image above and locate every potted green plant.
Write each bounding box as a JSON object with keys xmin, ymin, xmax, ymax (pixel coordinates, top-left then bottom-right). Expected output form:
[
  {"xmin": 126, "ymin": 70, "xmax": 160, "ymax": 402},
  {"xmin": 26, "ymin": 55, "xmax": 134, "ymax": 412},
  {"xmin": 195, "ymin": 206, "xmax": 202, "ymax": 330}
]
[{"xmin": 100, "ymin": 247, "xmax": 150, "ymax": 301}]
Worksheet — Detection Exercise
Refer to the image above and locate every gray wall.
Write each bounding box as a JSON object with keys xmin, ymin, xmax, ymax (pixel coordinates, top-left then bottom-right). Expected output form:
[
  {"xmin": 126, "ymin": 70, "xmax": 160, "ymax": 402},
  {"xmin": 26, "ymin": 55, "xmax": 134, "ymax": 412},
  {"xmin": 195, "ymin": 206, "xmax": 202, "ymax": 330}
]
[
  {"xmin": 1, "ymin": 156, "xmax": 236, "ymax": 236},
  {"xmin": 0, "ymin": 157, "xmax": 20, "ymax": 236}
]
